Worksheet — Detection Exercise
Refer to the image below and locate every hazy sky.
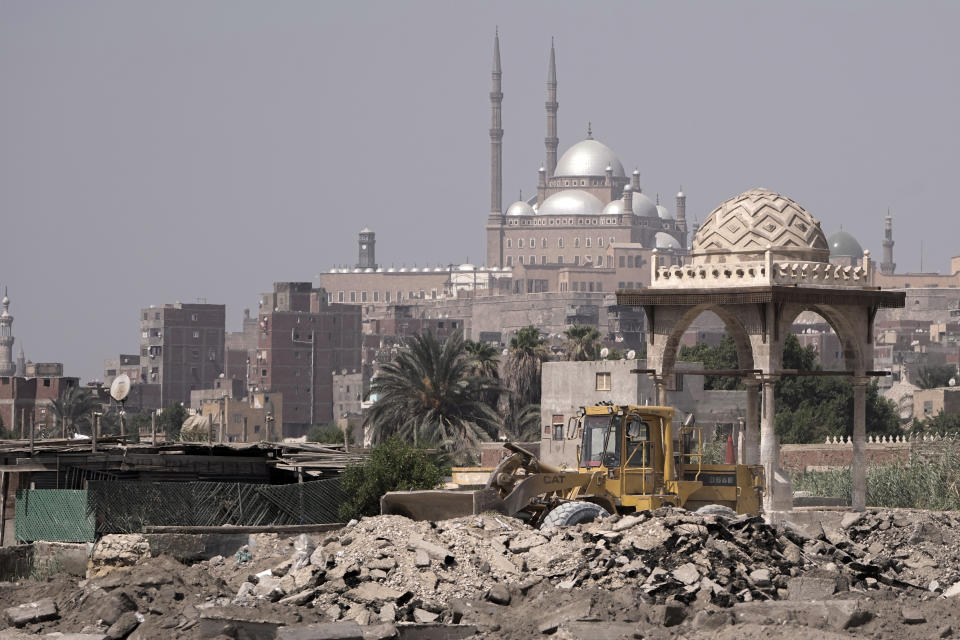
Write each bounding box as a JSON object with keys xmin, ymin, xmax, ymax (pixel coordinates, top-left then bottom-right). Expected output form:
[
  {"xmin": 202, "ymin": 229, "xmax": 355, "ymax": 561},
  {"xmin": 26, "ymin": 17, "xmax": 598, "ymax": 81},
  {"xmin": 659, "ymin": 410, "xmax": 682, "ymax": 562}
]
[{"xmin": 2, "ymin": 1, "xmax": 958, "ymax": 381}]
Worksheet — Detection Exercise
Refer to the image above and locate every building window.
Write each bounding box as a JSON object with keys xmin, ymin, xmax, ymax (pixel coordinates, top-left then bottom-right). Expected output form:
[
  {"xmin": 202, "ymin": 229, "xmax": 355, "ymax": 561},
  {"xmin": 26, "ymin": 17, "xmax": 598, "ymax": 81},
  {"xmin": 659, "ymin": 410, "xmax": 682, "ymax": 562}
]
[
  {"xmin": 373, "ymin": 291, "xmax": 379, "ymax": 302},
  {"xmin": 529, "ymin": 255, "xmax": 535, "ymax": 265},
  {"xmin": 628, "ymin": 256, "xmax": 634, "ymax": 268},
  {"xmin": 557, "ymin": 256, "xmax": 564, "ymax": 264},
  {"xmin": 361, "ymin": 291, "xmax": 368, "ymax": 302},
  {"xmin": 558, "ymin": 238, "xmax": 564, "ymax": 248},
  {"xmin": 431, "ymin": 289, "xmax": 437, "ymax": 299},
  {"xmin": 506, "ymin": 239, "xmax": 512, "ymax": 248},
  {"xmin": 385, "ymin": 291, "xmax": 391, "ymax": 302},
  {"xmin": 598, "ymin": 237, "xmax": 604, "ymax": 247},
  {"xmin": 338, "ymin": 291, "xmax": 344, "ymax": 302},
  {"xmin": 552, "ymin": 414, "xmax": 565, "ymax": 440},
  {"xmin": 518, "ymin": 239, "xmax": 524, "ymax": 249},
  {"xmin": 419, "ymin": 289, "xmax": 425, "ymax": 299},
  {"xmin": 619, "ymin": 256, "xmax": 625, "ymax": 268},
  {"xmin": 596, "ymin": 372, "xmax": 611, "ymax": 391},
  {"xmin": 350, "ymin": 291, "xmax": 357, "ymax": 302},
  {"xmin": 541, "ymin": 237, "xmax": 546, "ymax": 248},
  {"xmin": 610, "ymin": 237, "xmax": 615, "ymax": 246},
  {"xmin": 530, "ymin": 238, "xmax": 536, "ymax": 248},
  {"xmin": 574, "ymin": 256, "xmax": 580, "ymax": 265},
  {"xmin": 574, "ymin": 237, "xmax": 580, "ymax": 248},
  {"xmin": 518, "ymin": 256, "xmax": 524, "ymax": 265},
  {"xmin": 191, "ymin": 313, "xmax": 198, "ymax": 321},
  {"xmin": 541, "ymin": 255, "xmax": 547, "ymax": 265},
  {"xmin": 588, "ymin": 282, "xmax": 595, "ymax": 292},
  {"xmin": 597, "ymin": 256, "xmax": 603, "ymax": 266},
  {"xmin": 618, "ymin": 282, "xmax": 625, "ymax": 289},
  {"xmin": 585, "ymin": 238, "xmax": 592, "ymax": 248},
  {"xmin": 193, "ymin": 331, "xmax": 200, "ymax": 339}
]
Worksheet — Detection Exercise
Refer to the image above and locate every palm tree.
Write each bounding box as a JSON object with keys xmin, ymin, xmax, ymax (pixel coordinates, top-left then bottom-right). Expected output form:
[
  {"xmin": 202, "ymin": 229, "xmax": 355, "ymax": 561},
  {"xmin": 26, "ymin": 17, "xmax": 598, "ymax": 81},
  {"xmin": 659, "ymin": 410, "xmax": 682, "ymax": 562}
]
[
  {"xmin": 464, "ymin": 339, "xmax": 500, "ymax": 410},
  {"xmin": 364, "ymin": 331, "xmax": 499, "ymax": 462},
  {"xmin": 563, "ymin": 324, "xmax": 602, "ymax": 361},
  {"xmin": 501, "ymin": 403, "xmax": 542, "ymax": 442},
  {"xmin": 48, "ymin": 385, "xmax": 100, "ymax": 438},
  {"xmin": 500, "ymin": 327, "xmax": 551, "ymax": 429}
]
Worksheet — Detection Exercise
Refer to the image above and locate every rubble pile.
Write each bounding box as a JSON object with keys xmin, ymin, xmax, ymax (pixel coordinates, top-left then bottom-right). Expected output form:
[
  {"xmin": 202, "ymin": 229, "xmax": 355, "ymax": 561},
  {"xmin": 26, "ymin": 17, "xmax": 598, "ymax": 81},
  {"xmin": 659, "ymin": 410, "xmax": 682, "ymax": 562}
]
[{"xmin": 3, "ymin": 507, "xmax": 960, "ymax": 639}]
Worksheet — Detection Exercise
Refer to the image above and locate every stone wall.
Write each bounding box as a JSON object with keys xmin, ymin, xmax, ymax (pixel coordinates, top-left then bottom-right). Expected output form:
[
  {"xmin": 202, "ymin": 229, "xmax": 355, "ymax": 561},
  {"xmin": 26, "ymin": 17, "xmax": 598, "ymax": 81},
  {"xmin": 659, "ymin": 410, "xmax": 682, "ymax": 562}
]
[{"xmin": 780, "ymin": 433, "xmax": 960, "ymax": 471}]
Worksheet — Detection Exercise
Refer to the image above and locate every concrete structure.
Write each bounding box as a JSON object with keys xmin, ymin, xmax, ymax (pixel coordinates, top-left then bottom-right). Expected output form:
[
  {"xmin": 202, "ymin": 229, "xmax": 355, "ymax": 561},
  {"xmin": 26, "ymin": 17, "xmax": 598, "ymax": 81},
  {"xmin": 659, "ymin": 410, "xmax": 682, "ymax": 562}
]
[
  {"xmin": 103, "ymin": 355, "xmax": 140, "ymax": 387},
  {"xmin": 189, "ymin": 377, "xmax": 246, "ymax": 411},
  {"xmin": 255, "ymin": 283, "xmax": 361, "ymax": 437},
  {"xmin": 618, "ymin": 187, "xmax": 905, "ymax": 512},
  {"xmin": 139, "ymin": 303, "xmax": 226, "ymax": 407},
  {"xmin": 913, "ymin": 386, "xmax": 960, "ymax": 420},
  {"xmin": 0, "ymin": 374, "xmax": 81, "ymax": 438},
  {"xmin": 539, "ymin": 359, "xmax": 746, "ymax": 468},
  {"xmin": 199, "ymin": 392, "xmax": 283, "ymax": 443}
]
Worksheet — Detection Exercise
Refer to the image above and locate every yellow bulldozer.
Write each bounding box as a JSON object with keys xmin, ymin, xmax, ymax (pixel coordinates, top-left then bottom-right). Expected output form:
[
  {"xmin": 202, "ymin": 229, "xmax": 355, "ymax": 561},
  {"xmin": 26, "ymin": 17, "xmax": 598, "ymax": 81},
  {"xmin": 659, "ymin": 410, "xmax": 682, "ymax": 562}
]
[{"xmin": 381, "ymin": 404, "xmax": 765, "ymax": 527}]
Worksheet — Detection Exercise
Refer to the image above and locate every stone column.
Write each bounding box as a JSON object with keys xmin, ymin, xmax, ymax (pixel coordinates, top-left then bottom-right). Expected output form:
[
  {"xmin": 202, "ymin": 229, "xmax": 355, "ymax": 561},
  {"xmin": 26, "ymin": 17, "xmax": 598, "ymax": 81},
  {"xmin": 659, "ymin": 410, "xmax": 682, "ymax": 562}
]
[
  {"xmin": 654, "ymin": 374, "xmax": 668, "ymax": 407},
  {"xmin": 743, "ymin": 379, "xmax": 761, "ymax": 466},
  {"xmin": 851, "ymin": 377, "xmax": 868, "ymax": 512},
  {"xmin": 760, "ymin": 376, "xmax": 790, "ymax": 510}
]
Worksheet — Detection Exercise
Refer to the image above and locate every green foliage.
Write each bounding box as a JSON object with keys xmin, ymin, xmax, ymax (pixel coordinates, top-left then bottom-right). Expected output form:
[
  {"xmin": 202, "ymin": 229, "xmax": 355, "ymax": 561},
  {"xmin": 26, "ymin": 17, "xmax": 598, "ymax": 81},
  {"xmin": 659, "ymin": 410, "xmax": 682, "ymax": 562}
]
[
  {"xmin": 912, "ymin": 410, "xmax": 960, "ymax": 435},
  {"xmin": 48, "ymin": 385, "xmax": 100, "ymax": 436},
  {"xmin": 502, "ymin": 325, "xmax": 551, "ymax": 411},
  {"xmin": 337, "ymin": 437, "xmax": 445, "ymax": 521},
  {"xmin": 501, "ymin": 404, "xmax": 541, "ymax": 442},
  {"xmin": 158, "ymin": 402, "xmax": 188, "ymax": 441},
  {"xmin": 677, "ymin": 335, "xmax": 741, "ymax": 390},
  {"xmin": 127, "ymin": 413, "xmax": 152, "ymax": 441},
  {"xmin": 605, "ymin": 348, "xmax": 625, "ymax": 361},
  {"xmin": 365, "ymin": 331, "xmax": 498, "ymax": 462},
  {"xmin": 793, "ymin": 451, "xmax": 960, "ymax": 510},
  {"xmin": 563, "ymin": 325, "xmax": 601, "ymax": 361},
  {"xmin": 464, "ymin": 339, "xmax": 501, "ymax": 410},
  {"xmin": 0, "ymin": 412, "xmax": 15, "ymax": 440},
  {"xmin": 915, "ymin": 364, "xmax": 957, "ymax": 389},
  {"xmin": 308, "ymin": 423, "xmax": 349, "ymax": 444}
]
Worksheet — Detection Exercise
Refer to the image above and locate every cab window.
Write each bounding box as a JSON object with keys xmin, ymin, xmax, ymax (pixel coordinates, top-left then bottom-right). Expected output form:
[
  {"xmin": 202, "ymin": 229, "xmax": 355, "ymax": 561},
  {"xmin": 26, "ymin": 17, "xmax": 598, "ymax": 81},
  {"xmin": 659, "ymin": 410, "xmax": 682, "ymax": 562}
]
[
  {"xmin": 625, "ymin": 417, "xmax": 653, "ymax": 468},
  {"xmin": 580, "ymin": 415, "xmax": 617, "ymax": 467}
]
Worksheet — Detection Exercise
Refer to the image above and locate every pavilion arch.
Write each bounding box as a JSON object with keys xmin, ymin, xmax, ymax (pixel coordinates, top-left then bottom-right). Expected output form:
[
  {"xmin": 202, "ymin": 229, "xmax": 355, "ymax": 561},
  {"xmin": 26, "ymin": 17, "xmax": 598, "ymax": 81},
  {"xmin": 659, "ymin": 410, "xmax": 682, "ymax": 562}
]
[
  {"xmin": 775, "ymin": 303, "xmax": 870, "ymax": 375},
  {"xmin": 650, "ymin": 304, "xmax": 755, "ymax": 377}
]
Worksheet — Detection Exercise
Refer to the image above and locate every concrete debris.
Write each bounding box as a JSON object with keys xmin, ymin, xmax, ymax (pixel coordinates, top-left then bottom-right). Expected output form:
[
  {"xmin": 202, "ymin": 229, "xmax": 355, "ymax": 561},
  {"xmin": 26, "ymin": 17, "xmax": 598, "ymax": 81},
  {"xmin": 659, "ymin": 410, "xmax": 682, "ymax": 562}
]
[{"xmin": 5, "ymin": 598, "xmax": 59, "ymax": 626}]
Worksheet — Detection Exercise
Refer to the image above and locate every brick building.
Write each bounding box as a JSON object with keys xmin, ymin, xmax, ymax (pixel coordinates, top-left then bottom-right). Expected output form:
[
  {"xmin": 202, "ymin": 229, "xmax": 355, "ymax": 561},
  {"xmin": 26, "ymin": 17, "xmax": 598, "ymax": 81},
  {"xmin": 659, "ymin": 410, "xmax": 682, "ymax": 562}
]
[
  {"xmin": 255, "ymin": 283, "xmax": 361, "ymax": 437},
  {"xmin": 139, "ymin": 303, "xmax": 226, "ymax": 407},
  {"xmin": 0, "ymin": 373, "xmax": 80, "ymax": 437}
]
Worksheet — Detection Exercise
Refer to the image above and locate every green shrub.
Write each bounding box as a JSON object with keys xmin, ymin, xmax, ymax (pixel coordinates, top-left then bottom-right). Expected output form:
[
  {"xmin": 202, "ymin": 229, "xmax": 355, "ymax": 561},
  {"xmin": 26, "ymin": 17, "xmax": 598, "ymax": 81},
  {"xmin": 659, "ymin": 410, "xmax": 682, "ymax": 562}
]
[
  {"xmin": 337, "ymin": 437, "xmax": 445, "ymax": 521},
  {"xmin": 308, "ymin": 423, "xmax": 350, "ymax": 444}
]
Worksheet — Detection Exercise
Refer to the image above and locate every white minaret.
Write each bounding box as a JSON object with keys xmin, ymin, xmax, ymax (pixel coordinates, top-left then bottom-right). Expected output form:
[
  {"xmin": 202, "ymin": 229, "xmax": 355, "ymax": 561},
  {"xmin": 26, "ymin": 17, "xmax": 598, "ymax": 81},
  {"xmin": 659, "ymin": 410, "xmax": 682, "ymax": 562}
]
[{"xmin": 0, "ymin": 291, "xmax": 15, "ymax": 377}]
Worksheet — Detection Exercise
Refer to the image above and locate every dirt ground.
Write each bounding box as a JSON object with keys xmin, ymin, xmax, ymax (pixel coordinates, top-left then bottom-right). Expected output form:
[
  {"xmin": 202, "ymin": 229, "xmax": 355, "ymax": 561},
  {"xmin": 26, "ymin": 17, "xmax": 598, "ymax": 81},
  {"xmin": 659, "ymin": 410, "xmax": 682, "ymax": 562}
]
[{"xmin": 1, "ymin": 507, "xmax": 959, "ymax": 639}]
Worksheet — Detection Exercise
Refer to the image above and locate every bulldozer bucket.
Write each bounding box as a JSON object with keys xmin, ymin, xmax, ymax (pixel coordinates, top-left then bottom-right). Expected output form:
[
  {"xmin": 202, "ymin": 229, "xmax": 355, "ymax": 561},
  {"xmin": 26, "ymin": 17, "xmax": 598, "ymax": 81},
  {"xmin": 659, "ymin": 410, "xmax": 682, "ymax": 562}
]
[{"xmin": 380, "ymin": 488, "xmax": 506, "ymax": 521}]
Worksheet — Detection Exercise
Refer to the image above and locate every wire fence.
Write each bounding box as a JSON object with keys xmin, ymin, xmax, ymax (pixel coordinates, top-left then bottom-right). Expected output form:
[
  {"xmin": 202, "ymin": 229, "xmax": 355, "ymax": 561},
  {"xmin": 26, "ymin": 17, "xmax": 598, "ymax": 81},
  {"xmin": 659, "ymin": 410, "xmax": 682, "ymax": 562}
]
[{"xmin": 14, "ymin": 479, "xmax": 346, "ymax": 541}]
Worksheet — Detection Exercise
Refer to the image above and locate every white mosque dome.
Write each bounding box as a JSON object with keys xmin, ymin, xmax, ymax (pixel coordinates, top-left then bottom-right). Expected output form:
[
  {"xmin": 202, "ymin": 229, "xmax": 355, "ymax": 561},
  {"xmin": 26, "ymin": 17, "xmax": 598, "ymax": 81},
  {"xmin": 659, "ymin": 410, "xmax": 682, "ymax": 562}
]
[
  {"xmin": 602, "ymin": 199, "xmax": 625, "ymax": 216},
  {"xmin": 458, "ymin": 263, "xmax": 476, "ymax": 271},
  {"xmin": 631, "ymin": 192, "xmax": 658, "ymax": 218},
  {"xmin": 656, "ymin": 203, "xmax": 674, "ymax": 220},
  {"xmin": 554, "ymin": 139, "xmax": 625, "ymax": 177},
  {"xmin": 506, "ymin": 200, "xmax": 535, "ymax": 216},
  {"xmin": 539, "ymin": 189, "xmax": 604, "ymax": 216},
  {"xmin": 655, "ymin": 232, "xmax": 682, "ymax": 249}
]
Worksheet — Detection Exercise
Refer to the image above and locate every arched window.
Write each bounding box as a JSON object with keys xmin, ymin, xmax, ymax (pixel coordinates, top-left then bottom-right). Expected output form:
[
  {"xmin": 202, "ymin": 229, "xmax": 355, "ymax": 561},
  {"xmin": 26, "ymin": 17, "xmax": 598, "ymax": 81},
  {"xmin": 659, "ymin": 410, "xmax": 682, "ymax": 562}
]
[
  {"xmin": 574, "ymin": 237, "xmax": 581, "ymax": 248},
  {"xmin": 627, "ymin": 255, "xmax": 634, "ymax": 268},
  {"xmin": 518, "ymin": 239, "xmax": 524, "ymax": 249},
  {"xmin": 598, "ymin": 237, "xmax": 604, "ymax": 247},
  {"xmin": 506, "ymin": 256, "xmax": 513, "ymax": 267},
  {"xmin": 585, "ymin": 238, "xmax": 592, "ymax": 248},
  {"xmin": 530, "ymin": 238, "xmax": 536, "ymax": 249},
  {"xmin": 558, "ymin": 238, "xmax": 564, "ymax": 248},
  {"xmin": 506, "ymin": 239, "xmax": 512, "ymax": 248}
]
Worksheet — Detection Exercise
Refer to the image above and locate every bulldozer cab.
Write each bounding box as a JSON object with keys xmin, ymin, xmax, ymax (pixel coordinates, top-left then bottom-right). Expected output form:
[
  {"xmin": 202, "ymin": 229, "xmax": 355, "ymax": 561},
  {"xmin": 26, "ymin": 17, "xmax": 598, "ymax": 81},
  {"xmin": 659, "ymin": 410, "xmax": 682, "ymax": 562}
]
[{"xmin": 577, "ymin": 405, "xmax": 676, "ymax": 508}]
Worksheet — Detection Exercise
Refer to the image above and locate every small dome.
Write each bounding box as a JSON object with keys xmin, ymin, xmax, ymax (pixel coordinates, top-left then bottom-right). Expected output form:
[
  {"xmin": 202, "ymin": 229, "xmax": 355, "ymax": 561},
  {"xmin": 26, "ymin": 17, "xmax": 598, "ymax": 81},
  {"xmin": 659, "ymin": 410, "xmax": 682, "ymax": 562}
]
[
  {"xmin": 458, "ymin": 263, "xmax": 476, "ymax": 271},
  {"xmin": 506, "ymin": 200, "xmax": 535, "ymax": 216},
  {"xmin": 693, "ymin": 187, "xmax": 828, "ymax": 262},
  {"xmin": 632, "ymin": 192, "xmax": 658, "ymax": 218},
  {"xmin": 554, "ymin": 139, "xmax": 625, "ymax": 177},
  {"xmin": 827, "ymin": 230, "xmax": 864, "ymax": 258},
  {"xmin": 539, "ymin": 189, "xmax": 604, "ymax": 216},
  {"xmin": 655, "ymin": 232, "xmax": 681, "ymax": 249},
  {"xmin": 602, "ymin": 199, "xmax": 625, "ymax": 216}
]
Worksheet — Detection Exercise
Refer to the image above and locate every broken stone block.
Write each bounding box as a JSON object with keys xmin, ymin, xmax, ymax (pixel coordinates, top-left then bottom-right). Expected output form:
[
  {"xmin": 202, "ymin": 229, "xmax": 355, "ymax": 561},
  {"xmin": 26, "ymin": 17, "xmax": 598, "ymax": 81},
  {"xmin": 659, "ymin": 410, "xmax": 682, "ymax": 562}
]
[
  {"xmin": 378, "ymin": 602, "xmax": 396, "ymax": 622},
  {"xmin": 5, "ymin": 598, "xmax": 59, "ymax": 626},
  {"xmin": 94, "ymin": 591, "xmax": 136, "ymax": 626},
  {"xmin": 485, "ymin": 584, "xmax": 511, "ymax": 606},
  {"xmin": 902, "ymin": 606, "xmax": 926, "ymax": 624},
  {"xmin": 413, "ymin": 549, "xmax": 430, "ymax": 568},
  {"xmin": 105, "ymin": 611, "xmax": 140, "ymax": 640},
  {"xmin": 275, "ymin": 621, "xmax": 364, "ymax": 640},
  {"xmin": 787, "ymin": 575, "xmax": 837, "ymax": 601},
  {"xmin": 671, "ymin": 563, "xmax": 700, "ymax": 585},
  {"xmin": 412, "ymin": 608, "xmax": 439, "ymax": 623},
  {"xmin": 749, "ymin": 568, "xmax": 772, "ymax": 588},
  {"xmin": 344, "ymin": 582, "xmax": 405, "ymax": 606}
]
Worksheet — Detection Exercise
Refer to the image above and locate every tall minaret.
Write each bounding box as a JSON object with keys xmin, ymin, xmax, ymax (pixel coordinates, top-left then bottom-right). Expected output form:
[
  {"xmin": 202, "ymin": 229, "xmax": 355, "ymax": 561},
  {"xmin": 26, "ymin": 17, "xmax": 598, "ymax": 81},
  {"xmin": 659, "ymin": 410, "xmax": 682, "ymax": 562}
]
[
  {"xmin": 881, "ymin": 210, "xmax": 896, "ymax": 275},
  {"xmin": 0, "ymin": 291, "xmax": 15, "ymax": 377},
  {"xmin": 545, "ymin": 38, "xmax": 558, "ymax": 177},
  {"xmin": 15, "ymin": 346, "xmax": 25, "ymax": 377},
  {"xmin": 489, "ymin": 28, "xmax": 503, "ymax": 218}
]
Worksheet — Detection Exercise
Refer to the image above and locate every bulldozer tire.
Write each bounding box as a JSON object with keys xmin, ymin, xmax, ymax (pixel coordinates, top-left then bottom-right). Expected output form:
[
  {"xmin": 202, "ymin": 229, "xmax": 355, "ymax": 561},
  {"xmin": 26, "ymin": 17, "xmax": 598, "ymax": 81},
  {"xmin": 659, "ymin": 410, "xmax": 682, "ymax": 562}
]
[{"xmin": 541, "ymin": 501, "xmax": 610, "ymax": 528}]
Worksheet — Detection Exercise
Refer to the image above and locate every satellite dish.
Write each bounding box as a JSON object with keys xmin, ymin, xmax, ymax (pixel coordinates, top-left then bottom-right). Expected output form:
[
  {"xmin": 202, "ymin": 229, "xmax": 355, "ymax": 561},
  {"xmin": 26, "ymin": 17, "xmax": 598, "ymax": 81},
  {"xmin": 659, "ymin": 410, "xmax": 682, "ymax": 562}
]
[
  {"xmin": 502, "ymin": 348, "xmax": 509, "ymax": 356},
  {"xmin": 110, "ymin": 374, "xmax": 131, "ymax": 403},
  {"xmin": 600, "ymin": 347, "xmax": 610, "ymax": 359},
  {"xmin": 626, "ymin": 350, "xmax": 636, "ymax": 360},
  {"xmin": 950, "ymin": 378, "xmax": 957, "ymax": 387}
]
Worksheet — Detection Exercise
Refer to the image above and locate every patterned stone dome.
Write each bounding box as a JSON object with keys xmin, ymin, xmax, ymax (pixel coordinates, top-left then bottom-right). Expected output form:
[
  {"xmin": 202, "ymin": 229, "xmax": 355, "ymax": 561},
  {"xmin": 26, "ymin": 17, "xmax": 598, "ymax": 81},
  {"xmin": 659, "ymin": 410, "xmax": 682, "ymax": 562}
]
[{"xmin": 692, "ymin": 188, "xmax": 829, "ymax": 263}]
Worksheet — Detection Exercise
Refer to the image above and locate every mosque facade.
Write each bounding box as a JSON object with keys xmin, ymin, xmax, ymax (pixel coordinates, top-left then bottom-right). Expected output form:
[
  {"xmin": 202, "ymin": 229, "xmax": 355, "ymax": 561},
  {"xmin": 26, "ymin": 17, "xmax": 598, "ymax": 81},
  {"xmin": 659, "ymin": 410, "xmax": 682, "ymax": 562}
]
[{"xmin": 315, "ymin": 34, "xmax": 688, "ymax": 305}]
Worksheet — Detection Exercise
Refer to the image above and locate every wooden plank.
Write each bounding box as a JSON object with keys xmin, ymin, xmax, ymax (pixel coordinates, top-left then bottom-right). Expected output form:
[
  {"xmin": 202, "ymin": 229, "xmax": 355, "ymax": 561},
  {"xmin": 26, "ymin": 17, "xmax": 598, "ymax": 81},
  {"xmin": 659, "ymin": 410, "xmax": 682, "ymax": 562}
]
[{"xmin": 143, "ymin": 523, "xmax": 345, "ymax": 534}]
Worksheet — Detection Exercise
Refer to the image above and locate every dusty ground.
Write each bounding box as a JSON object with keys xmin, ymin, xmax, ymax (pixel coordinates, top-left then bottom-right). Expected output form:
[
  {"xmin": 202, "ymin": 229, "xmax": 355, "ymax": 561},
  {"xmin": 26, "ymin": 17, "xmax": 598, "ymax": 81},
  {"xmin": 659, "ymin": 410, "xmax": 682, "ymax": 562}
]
[{"xmin": 1, "ymin": 507, "xmax": 960, "ymax": 639}]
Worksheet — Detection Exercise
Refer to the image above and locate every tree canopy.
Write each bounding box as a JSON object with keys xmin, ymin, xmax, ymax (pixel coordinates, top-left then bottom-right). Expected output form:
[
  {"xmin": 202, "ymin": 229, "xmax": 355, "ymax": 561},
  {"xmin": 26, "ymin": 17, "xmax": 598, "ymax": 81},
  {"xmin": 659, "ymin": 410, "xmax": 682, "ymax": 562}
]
[
  {"xmin": 915, "ymin": 364, "xmax": 957, "ymax": 389},
  {"xmin": 563, "ymin": 325, "xmax": 601, "ymax": 361}
]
